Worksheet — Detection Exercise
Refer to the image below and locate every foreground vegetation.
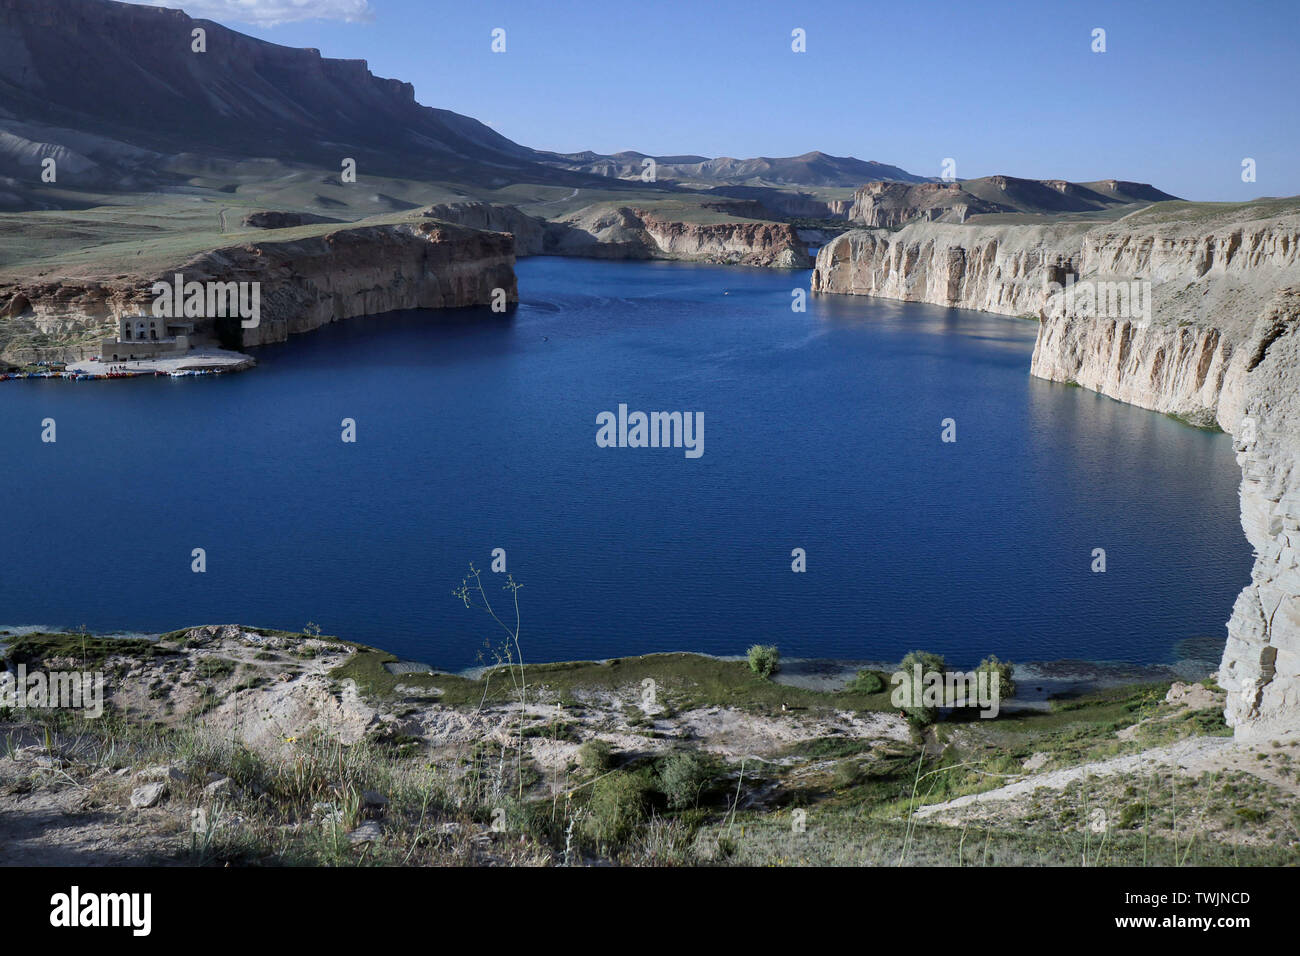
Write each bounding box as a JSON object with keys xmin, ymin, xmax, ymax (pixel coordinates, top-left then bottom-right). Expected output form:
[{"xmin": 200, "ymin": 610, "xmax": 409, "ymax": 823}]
[{"xmin": 2, "ymin": 621, "xmax": 1296, "ymax": 867}]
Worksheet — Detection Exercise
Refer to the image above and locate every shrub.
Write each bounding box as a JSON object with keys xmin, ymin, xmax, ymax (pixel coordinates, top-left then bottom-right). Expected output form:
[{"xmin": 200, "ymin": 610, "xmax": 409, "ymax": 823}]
[
  {"xmin": 577, "ymin": 739, "xmax": 613, "ymax": 772},
  {"xmin": 1117, "ymin": 803, "xmax": 1144, "ymax": 829},
  {"xmin": 847, "ymin": 669, "xmax": 884, "ymax": 694},
  {"xmin": 657, "ymin": 751, "xmax": 715, "ymax": 809},
  {"xmin": 976, "ymin": 655, "xmax": 1016, "ymax": 700},
  {"xmin": 747, "ymin": 644, "xmax": 780, "ymax": 679},
  {"xmin": 831, "ymin": 760, "xmax": 862, "ymax": 789},
  {"xmin": 897, "ymin": 650, "xmax": 946, "ymax": 725},
  {"xmin": 583, "ymin": 771, "xmax": 651, "ymax": 846}
]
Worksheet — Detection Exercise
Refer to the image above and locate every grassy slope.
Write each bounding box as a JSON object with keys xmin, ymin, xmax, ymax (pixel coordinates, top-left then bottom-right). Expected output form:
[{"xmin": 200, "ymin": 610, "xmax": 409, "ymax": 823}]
[
  {"xmin": 329, "ymin": 641, "xmax": 897, "ymax": 713},
  {"xmin": 0, "ymin": 159, "xmax": 799, "ymax": 278}
]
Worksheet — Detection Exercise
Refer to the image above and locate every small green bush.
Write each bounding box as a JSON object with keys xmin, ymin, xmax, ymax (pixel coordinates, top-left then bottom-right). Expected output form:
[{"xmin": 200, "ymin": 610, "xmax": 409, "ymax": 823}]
[
  {"xmin": 657, "ymin": 751, "xmax": 715, "ymax": 809},
  {"xmin": 976, "ymin": 655, "xmax": 1016, "ymax": 700},
  {"xmin": 847, "ymin": 669, "xmax": 884, "ymax": 694},
  {"xmin": 897, "ymin": 650, "xmax": 946, "ymax": 725},
  {"xmin": 577, "ymin": 739, "xmax": 613, "ymax": 772},
  {"xmin": 831, "ymin": 760, "xmax": 862, "ymax": 789},
  {"xmin": 583, "ymin": 771, "xmax": 650, "ymax": 846},
  {"xmin": 1117, "ymin": 803, "xmax": 1144, "ymax": 829},
  {"xmin": 747, "ymin": 644, "xmax": 780, "ymax": 679}
]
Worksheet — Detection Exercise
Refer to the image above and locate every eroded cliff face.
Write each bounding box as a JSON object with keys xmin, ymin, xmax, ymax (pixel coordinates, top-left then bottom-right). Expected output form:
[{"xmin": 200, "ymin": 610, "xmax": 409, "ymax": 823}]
[
  {"xmin": 1219, "ymin": 290, "xmax": 1300, "ymax": 738},
  {"xmin": 1028, "ymin": 217, "xmax": 1300, "ymax": 428},
  {"xmin": 811, "ymin": 222, "xmax": 1085, "ymax": 315},
  {"xmin": 1029, "ymin": 316, "xmax": 1234, "ymax": 427},
  {"xmin": 847, "ymin": 181, "xmax": 1000, "ymax": 227},
  {"xmin": 0, "ymin": 221, "xmax": 517, "ymax": 360},
  {"xmin": 813, "ymin": 208, "xmax": 1300, "ymax": 737},
  {"xmin": 421, "ymin": 202, "xmax": 546, "ymax": 256},
  {"xmin": 424, "ymin": 201, "xmax": 812, "ymax": 268},
  {"xmin": 631, "ymin": 209, "xmax": 811, "ymax": 267},
  {"xmin": 548, "ymin": 204, "xmax": 812, "ymax": 266},
  {"xmin": 210, "ymin": 221, "xmax": 517, "ymax": 347}
]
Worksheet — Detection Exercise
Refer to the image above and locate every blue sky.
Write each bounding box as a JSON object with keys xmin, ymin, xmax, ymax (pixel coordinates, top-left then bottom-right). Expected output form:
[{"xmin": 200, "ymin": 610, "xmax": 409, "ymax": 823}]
[{"xmin": 135, "ymin": 0, "xmax": 1298, "ymax": 200}]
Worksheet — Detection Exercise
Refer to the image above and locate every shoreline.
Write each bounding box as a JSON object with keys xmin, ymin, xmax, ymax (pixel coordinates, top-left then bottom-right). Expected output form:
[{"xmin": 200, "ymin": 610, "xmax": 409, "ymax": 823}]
[
  {"xmin": 0, "ymin": 622, "xmax": 1217, "ymax": 705},
  {"xmin": 2, "ymin": 347, "xmax": 256, "ymax": 381}
]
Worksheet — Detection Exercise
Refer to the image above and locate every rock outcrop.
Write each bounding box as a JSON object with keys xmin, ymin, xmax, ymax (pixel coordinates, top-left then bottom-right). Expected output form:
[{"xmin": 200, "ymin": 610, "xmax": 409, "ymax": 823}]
[
  {"xmin": 189, "ymin": 221, "xmax": 517, "ymax": 348},
  {"xmin": 848, "ymin": 181, "xmax": 1003, "ymax": 227},
  {"xmin": 423, "ymin": 201, "xmax": 812, "ymax": 268},
  {"xmin": 812, "ymin": 221, "xmax": 1087, "ymax": 315},
  {"xmin": 0, "ymin": 220, "xmax": 517, "ymax": 360},
  {"xmin": 548, "ymin": 204, "xmax": 811, "ymax": 267},
  {"xmin": 812, "ymin": 203, "xmax": 1300, "ymax": 737},
  {"xmin": 421, "ymin": 201, "xmax": 547, "ymax": 255},
  {"xmin": 841, "ymin": 177, "xmax": 1180, "ymax": 230},
  {"xmin": 242, "ymin": 211, "xmax": 343, "ymax": 229}
]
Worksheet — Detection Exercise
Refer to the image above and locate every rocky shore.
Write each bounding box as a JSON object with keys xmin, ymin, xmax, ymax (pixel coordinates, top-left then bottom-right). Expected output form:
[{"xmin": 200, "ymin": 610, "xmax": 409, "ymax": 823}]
[{"xmin": 812, "ymin": 201, "xmax": 1300, "ymax": 739}]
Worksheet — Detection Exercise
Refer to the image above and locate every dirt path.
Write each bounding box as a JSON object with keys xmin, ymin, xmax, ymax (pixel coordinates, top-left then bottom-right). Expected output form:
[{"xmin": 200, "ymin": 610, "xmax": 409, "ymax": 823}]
[
  {"xmin": 914, "ymin": 732, "xmax": 1300, "ymax": 821},
  {"xmin": 0, "ymin": 743, "xmax": 183, "ymax": 866}
]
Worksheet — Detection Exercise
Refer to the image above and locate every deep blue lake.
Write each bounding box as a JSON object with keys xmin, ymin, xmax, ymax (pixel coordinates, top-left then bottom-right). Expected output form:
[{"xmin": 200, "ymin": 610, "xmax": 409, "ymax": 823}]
[{"xmin": 0, "ymin": 257, "xmax": 1250, "ymax": 670}]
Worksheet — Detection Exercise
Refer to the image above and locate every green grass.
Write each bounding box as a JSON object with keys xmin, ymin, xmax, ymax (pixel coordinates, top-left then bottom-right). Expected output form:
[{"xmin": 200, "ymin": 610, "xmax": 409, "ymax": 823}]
[
  {"xmin": 1119, "ymin": 196, "xmax": 1300, "ymax": 227},
  {"xmin": 326, "ymin": 643, "xmax": 476, "ymax": 704},
  {"xmin": 331, "ymin": 647, "xmax": 899, "ymax": 714},
  {"xmin": 1, "ymin": 630, "xmax": 171, "ymax": 667},
  {"xmin": 702, "ymin": 807, "xmax": 1298, "ymax": 866}
]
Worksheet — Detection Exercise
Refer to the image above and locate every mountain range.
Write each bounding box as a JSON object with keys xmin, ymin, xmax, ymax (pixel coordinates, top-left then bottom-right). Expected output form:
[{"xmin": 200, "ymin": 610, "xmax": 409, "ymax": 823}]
[{"xmin": 0, "ymin": 0, "xmax": 1176, "ymax": 215}]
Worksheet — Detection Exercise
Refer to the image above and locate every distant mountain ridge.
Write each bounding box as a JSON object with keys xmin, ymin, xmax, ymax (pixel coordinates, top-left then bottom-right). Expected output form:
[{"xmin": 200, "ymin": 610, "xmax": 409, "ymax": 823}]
[
  {"xmin": 0, "ymin": 0, "xmax": 1178, "ymax": 217},
  {"xmin": 536, "ymin": 149, "xmax": 931, "ymax": 188},
  {"xmin": 847, "ymin": 176, "xmax": 1181, "ymax": 227},
  {"xmin": 0, "ymin": 0, "xmax": 938, "ymax": 202},
  {"xmin": 0, "ymin": 0, "xmax": 597, "ymax": 193}
]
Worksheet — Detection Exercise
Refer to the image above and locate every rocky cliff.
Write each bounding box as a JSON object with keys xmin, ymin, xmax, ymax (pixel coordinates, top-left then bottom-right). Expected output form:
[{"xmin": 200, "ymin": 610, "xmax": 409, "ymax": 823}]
[
  {"xmin": 848, "ymin": 181, "xmax": 1002, "ymax": 227},
  {"xmin": 630, "ymin": 208, "xmax": 810, "ymax": 267},
  {"xmin": 425, "ymin": 201, "xmax": 811, "ymax": 268},
  {"xmin": 421, "ymin": 202, "xmax": 546, "ymax": 256},
  {"xmin": 841, "ymin": 177, "xmax": 1180, "ymax": 230},
  {"xmin": 812, "ymin": 203, "xmax": 1300, "ymax": 738},
  {"xmin": 812, "ymin": 220, "xmax": 1087, "ymax": 315},
  {"xmin": 1220, "ymin": 289, "xmax": 1300, "ymax": 739},
  {"xmin": 0, "ymin": 220, "xmax": 516, "ymax": 360}
]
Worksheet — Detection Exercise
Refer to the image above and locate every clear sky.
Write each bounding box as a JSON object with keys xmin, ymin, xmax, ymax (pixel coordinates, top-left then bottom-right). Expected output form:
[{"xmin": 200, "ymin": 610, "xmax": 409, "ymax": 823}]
[{"xmin": 132, "ymin": 0, "xmax": 1299, "ymax": 201}]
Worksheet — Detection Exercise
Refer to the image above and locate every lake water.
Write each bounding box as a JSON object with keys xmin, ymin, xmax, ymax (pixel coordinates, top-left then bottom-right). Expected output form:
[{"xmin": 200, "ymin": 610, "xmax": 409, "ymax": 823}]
[{"xmin": 0, "ymin": 257, "xmax": 1250, "ymax": 671}]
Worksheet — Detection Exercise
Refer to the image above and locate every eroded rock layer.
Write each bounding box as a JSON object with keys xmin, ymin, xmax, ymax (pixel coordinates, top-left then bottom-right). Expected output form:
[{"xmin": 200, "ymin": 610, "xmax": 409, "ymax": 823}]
[{"xmin": 423, "ymin": 201, "xmax": 812, "ymax": 268}]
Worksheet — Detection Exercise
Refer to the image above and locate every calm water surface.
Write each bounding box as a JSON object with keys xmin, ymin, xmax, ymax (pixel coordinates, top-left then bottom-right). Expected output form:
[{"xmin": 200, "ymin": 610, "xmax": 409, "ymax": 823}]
[{"xmin": 0, "ymin": 258, "xmax": 1249, "ymax": 669}]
